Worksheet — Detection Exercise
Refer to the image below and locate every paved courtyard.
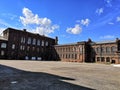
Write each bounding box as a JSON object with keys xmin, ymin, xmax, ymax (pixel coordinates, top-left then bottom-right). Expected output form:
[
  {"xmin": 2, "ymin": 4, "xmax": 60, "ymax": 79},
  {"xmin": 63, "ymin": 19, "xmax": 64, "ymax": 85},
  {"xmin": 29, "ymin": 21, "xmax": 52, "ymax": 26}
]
[{"xmin": 0, "ymin": 60, "xmax": 120, "ymax": 90}]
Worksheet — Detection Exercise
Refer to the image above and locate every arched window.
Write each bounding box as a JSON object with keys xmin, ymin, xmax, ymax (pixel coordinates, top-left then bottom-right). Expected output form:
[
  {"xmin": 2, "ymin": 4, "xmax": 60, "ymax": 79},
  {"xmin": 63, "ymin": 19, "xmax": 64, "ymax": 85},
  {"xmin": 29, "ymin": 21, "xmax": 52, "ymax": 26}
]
[
  {"xmin": 111, "ymin": 46, "xmax": 117, "ymax": 53},
  {"xmin": 37, "ymin": 40, "xmax": 40, "ymax": 45},
  {"xmin": 102, "ymin": 47, "xmax": 105, "ymax": 53},
  {"xmin": 33, "ymin": 38, "xmax": 36, "ymax": 45},
  {"xmin": 27, "ymin": 37, "xmax": 31, "ymax": 44},
  {"xmin": 96, "ymin": 47, "xmax": 100, "ymax": 53},
  {"xmin": 106, "ymin": 47, "xmax": 111, "ymax": 53},
  {"xmin": 42, "ymin": 40, "xmax": 44, "ymax": 46}
]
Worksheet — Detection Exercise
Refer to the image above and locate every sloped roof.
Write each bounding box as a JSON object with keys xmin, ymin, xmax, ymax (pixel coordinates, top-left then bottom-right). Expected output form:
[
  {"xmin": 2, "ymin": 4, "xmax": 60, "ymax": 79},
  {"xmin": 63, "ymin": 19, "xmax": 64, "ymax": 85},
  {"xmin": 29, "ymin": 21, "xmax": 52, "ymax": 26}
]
[
  {"xmin": 95, "ymin": 40, "xmax": 116, "ymax": 44},
  {"xmin": 55, "ymin": 41, "xmax": 86, "ymax": 46}
]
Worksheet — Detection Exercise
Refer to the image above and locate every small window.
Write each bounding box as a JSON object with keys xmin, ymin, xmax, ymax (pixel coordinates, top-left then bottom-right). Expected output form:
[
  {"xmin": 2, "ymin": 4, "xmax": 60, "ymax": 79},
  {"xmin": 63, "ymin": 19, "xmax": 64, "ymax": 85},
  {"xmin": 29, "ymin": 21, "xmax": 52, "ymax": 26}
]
[
  {"xmin": 33, "ymin": 38, "xmax": 36, "ymax": 45},
  {"xmin": 27, "ymin": 37, "xmax": 31, "ymax": 44},
  {"xmin": 20, "ymin": 45, "xmax": 22, "ymax": 50},
  {"xmin": 1, "ymin": 50, "xmax": 4, "ymax": 56},
  {"xmin": 12, "ymin": 44, "xmax": 15, "ymax": 49},
  {"xmin": 106, "ymin": 47, "xmax": 111, "ymax": 53},
  {"xmin": 1, "ymin": 43, "xmax": 7, "ymax": 48},
  {"xmin": 111, "ymin": 46, "xmax": 117, "ymax": 53},
  {"xmin": 21, "ymin": 37, "xmax": 25, "ymax": 43},
  {"xmin": 42, "ymin": 40, "xmax": 44, "ymax": 46},
  {"xmin": 37, "ymin": 40, "xmax": 40, "ymax": 45},
  {"xmin": 46, "ymin": 41, "xmax": 48, "ymax": 46}
]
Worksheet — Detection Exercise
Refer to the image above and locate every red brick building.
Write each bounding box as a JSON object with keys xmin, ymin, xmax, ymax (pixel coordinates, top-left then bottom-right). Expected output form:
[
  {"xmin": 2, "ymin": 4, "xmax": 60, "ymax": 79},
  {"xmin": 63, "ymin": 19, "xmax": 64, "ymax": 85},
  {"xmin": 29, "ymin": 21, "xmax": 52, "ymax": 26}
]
[
  {"xmin": 0, "ymin": 28, "xmax": 120, "ymax": 64},
  {"xmin": 91, "ymin": 39, "xmax": 120, "ymax": 64},
  {"xmin": 54, "ymin": 39, "xmax": 94, "ymax": 63},
  {"xmin": 54, "ymin": 39, "xmax": 120, "ymax": 64},
  {"xmin": 0, "ymin": 28, "xmax": 58, "ymax": 60}
]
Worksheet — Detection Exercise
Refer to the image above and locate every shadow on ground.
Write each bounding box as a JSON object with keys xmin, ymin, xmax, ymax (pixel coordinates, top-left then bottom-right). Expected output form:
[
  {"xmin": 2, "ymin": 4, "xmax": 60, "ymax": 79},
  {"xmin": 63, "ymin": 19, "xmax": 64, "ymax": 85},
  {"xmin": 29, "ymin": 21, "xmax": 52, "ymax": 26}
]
[{"xmin": 0, "ymin": 64, "xmax": 95, "ymax": 90}]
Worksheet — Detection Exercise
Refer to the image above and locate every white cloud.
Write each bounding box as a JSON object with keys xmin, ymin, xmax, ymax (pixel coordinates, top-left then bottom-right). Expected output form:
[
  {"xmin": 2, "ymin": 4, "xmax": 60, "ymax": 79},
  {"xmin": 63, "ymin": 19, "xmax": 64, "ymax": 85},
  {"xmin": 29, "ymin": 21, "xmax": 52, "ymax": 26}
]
[
  {"xmin": 108, "ymin": 22, "xmax": 114, "ymax": 25},
  {"xmin": 96, "ymin": 8, "xmax": 104, "ymax": 15},
  {"xmin": 100, "ymin": 35, "xmax": 115, "ymax": 39},
  {"xmin": 20, "ymin": 7, "xmax": 59, "ymax": 35},
  {"xmin": 81, "ymin": 19, "xmax": 90, "ymax": 26},
  {"xmin": 116, "ymin": 16, "xmax": 120, "ymax": 22},
  {"xmin": 66, "ymin": 24, "xmax": 82, "ymax": 34},
  {"xmin": 104, "ymin": 0, "xmax": 112, "ymax": 7}
]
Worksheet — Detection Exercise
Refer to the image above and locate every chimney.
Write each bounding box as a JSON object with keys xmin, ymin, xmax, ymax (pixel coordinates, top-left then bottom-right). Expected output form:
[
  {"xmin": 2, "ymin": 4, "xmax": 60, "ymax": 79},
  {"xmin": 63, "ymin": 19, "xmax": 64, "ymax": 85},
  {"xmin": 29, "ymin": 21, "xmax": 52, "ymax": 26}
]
[
  {"xmin": 23, "ymin": 29, "xmax": 26, "ymax": 32},
  {"xmin": 55, "ymin": 36, "xmax": 58, "ymax": 45}
]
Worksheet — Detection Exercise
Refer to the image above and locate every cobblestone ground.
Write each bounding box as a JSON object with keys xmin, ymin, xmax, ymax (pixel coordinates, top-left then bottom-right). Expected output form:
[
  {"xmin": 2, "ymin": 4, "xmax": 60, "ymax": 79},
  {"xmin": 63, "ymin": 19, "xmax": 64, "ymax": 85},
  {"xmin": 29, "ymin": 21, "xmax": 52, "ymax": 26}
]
[{"xmin": 0, "ymin": 60, "xmax": 120, "ymax": 90}]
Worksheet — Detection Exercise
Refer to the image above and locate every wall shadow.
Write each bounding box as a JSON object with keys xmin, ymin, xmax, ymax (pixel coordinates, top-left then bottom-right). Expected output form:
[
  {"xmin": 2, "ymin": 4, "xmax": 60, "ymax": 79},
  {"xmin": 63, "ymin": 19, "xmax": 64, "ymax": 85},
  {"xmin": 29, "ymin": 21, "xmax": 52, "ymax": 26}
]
[{"xmin": 0, "ymin": 64, "xmax": 95, "ymax": 90}]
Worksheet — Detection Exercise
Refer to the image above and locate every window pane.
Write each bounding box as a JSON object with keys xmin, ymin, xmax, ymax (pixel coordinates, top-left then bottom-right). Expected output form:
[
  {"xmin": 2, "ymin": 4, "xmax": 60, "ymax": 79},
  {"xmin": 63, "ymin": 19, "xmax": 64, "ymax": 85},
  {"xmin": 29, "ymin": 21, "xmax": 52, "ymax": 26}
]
[
  {"xmin": 1, "ymin": 43, "xmax": 7, "ymax": 48},
  {"xmin": 27, "ymin": 37, "xmax": 31, "ymax": 44},
  {"xmin": 12, "ymin": 44, "xmax": 15, "ymax": 49},
  {"xmin": 1, "ymin": 51, "xmax": 4, "ymax": 56}
]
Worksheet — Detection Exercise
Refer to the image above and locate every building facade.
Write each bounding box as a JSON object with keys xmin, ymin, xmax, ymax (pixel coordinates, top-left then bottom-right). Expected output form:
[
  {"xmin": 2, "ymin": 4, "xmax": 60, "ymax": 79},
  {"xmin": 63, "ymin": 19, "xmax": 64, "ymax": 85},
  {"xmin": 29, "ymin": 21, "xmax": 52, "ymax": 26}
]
[
  {"xmin": 0, "ymin": 27, "xmax": 120, "ymax": 64},
  {"xmin": 54, "ymin": 39, "xmax": 120, "ymax": 64},
  {"xmin": 0, "ymin": 28, "xmax": 58, "ymax": 60},
  {"xmin": 54, "ymin": 39, "xmax": 94, "ymax": 63},
  {"xmin": 91, "ymin": 39, "xmax": 120, "ymax": 64}
]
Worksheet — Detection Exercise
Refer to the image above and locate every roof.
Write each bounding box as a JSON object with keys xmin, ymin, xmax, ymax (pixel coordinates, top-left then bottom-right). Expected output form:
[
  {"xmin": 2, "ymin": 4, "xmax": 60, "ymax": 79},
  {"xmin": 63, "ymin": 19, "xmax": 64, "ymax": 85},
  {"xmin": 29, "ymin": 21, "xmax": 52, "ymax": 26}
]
[
  {"xmin": 55, "ymin": 41, "xmax": 86, "ymax": 46},
  {"xmin": 4, "ymin": 27, "xmax": 55, "ymax": 40},
  {"xmin": 94, "ymin": 40, "xmax": 116, "ymax": 44},
  {"xmin": 0, "ymin": 36, "xmax": 8, "ymax": 41}
]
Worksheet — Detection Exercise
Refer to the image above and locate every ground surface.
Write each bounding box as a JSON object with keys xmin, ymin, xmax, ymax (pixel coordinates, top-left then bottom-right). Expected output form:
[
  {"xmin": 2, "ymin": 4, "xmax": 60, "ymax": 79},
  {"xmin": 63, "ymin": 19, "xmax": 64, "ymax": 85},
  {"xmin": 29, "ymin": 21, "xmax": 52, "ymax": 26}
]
[{"xmin": 0, "ymin": 60, "xmax": 120, "ymax": 90}]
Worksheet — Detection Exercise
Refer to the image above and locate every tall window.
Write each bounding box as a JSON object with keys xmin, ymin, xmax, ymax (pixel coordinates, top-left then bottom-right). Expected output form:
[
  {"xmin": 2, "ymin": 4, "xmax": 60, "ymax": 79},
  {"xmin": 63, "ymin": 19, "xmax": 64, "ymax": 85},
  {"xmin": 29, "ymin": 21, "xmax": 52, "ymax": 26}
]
[
  {"xmin": 102, "ymin": 47, "xmax": 105, "ymax": 53},
  {"xmin": 106, "ymin": 47, "xmax": 111, "ymax": 53},
  {"xmin": 111, "ymin": 46, "xmax": 117, "ymax": 53},
  {"xmin": 21, "ymin": 37, "xmax": 25, "ymax": 43},
  {"xmin": 42, "ymin": 40, "xmax": 44, "ymax": 46},
  {"xmin": 46, "ymin": 41, "xmax": 48, "ymax": 46},
  {"xmin": 1, "ymin": 50, "xmax": 4, "ymax": 56},
  {"xmin": 33, "ymin": 38, "xmax": 36, "ymax": 45},
  {"xmin": 27, "ymin": 37, "xmax": 31, "ymax": 44},
  {"xmin": 1, "ymin": 43, "xmax": 7, "ymax": 48},
  {"xmin": 12, "ymin": 44, "xmax": 15, "ymax": 49},
  {"xmin": 37, "ymin": 40, "xmax": 40, "ymax": 46},
  {"xmin": 96, "ymin": 47, "xmax": 100, "ymax": 53}
]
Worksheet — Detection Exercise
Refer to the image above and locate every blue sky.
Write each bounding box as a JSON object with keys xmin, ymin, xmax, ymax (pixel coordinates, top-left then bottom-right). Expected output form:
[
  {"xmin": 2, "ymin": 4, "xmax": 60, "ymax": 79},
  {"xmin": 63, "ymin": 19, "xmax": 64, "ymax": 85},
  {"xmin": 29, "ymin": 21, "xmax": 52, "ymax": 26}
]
[{"xmin": 0, "ymin": 0, "xmax": 120, "ymax": 44}]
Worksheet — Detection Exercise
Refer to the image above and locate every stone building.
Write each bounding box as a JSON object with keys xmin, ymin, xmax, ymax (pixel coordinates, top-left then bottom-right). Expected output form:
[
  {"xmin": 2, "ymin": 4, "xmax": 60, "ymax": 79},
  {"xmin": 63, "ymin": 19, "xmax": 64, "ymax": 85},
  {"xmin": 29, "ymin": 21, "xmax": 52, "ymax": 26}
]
[
  {"xmin": 54, "ymin": 38, "xmax": 120, "ymax": 64},
  {"xmin": 0, "ymin": 27, "xmax": 120, "ymax": 64},
  {"xmin": 0, "ymin": 36, "xmax": 8, "ymax": 59},
  {"xmin": 54, "ymin": 39, "xmax": 94, "ymax": 63},
  {"xmin": 91, "ymin": 38, "xmax": 120, "ymax": 64},
  {"xmin": 0, "ymin": 28, "xmax": 58, "ymax": 60}
]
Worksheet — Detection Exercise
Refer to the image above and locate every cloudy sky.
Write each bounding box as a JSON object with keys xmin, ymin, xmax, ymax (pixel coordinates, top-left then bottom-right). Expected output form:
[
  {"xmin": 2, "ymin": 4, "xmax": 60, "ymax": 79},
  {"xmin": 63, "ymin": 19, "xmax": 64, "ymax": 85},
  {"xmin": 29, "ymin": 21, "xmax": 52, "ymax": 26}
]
[{"xmin": 0, "ymin": 0, "xmax": 120, "ymax": 44}]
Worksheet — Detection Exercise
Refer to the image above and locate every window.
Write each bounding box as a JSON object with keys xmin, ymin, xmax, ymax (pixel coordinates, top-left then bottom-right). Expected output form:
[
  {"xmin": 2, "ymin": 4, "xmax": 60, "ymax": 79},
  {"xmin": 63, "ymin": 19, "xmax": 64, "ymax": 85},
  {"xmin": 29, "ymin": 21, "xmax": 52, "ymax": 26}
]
[
  {"xmin": 37, "ymin": 40, "xmax": 40, "ymax": 45},
  {"xmin": 27, "ymin": 46, "xmax": 30, "ymax": 51},
  {"xmin": 20, "ymin": 45, "xmax": 25, "ymax": 50},
  {"xmin": 37, "ymin": 48, "xmax": 39, "ymax": 52},
  {"xmin": 12, "ymin": 44, "xmax": 15, "ymax": 49},
  {"xmin": 79, "ymin": 47, "xmax": 82, "ymax": 53},
  {"xmin": 20, "ymin": 45, "xmax": 22, "ymax": 50},
  {"xmin": 111, "ymin": 46, "xmax": 117, "ymax": 53},
  {"xmin": 102, "ymin": 47, "xmax": 105, "ymax": 53},
  {"xmin": 75, "ymin": 54, "xmax": 77, "ymax": 59},
  {"xmin": 106, "ymin": 47, "xmax": 111, "ymax": 53},
  {"xmin": 1, "ymin": 43, "xmax": 7, "ymax": 48},
  {"xmin": 96, "ymin": 47, "xmax": 100, "ymax": 53},
  {"xmin": 46, "ymin": 41, "xmax": 48, "ymax": 46},
  {"xmin": 33, "ymin": 47, "xmax": 35, "ymax": 51},
  {"xmin": 97, "ymin": 57, "xmax": 100, "ymax": 61},
  {"xmin": 42, "ymin": 40, "xmax": 44, "ymax": 46},
  {"xmin": 27, "ymin": 37, "xmax": 31, "ymax": 44},
  {"xmin": 33, "ymin": 38, "xmax": 36, "ymax": 45},
  {"xmin": 21, "ymin": 37, "xmax": 25, "ymax": 43},
  {"xmin": 1, "ymin": 50, "xmax": 4, "ymax": 56}
]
